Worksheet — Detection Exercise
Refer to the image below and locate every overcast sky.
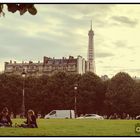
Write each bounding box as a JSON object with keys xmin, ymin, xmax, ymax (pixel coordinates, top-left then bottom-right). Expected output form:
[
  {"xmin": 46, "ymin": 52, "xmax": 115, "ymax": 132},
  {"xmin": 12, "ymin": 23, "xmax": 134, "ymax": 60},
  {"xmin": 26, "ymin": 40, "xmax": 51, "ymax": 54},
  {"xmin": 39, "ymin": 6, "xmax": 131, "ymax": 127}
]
[{"xmin": 0, "ymin": 4, "xmax": 140, "ymax": 77}]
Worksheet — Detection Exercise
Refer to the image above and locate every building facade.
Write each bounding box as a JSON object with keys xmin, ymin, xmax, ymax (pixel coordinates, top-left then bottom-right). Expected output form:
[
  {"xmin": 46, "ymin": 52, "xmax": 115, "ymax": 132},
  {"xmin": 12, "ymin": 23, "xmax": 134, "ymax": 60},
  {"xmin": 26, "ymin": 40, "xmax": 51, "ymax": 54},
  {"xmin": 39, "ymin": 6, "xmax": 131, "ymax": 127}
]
[
  {"xmin": 4, "ymin": 56, "xmax": 90, "ymax": 76},
  {"xmin": 4, "ymin": 23, "xmax": 95, "ymax": 76}
]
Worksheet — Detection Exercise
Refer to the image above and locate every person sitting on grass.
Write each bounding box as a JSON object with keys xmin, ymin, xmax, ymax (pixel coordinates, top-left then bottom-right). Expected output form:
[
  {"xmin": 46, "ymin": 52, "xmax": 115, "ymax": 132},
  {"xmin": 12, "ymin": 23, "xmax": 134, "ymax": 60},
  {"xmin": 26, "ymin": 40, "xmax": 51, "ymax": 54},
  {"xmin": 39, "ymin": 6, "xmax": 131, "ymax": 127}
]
[
  {"xmin": 19, "ymin": 109, "xmax": 38, "ymax": 128},
  {"xmin": 0, "ymin": 107, "xmax": 12, "ymax": 127}
]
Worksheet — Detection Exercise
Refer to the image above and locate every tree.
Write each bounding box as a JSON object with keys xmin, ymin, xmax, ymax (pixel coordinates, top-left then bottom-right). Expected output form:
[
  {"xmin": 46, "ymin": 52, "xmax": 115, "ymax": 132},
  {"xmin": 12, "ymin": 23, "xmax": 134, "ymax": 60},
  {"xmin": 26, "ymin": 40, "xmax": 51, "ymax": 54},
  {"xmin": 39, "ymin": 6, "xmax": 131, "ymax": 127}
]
[
  {"xmin": 105, "ymin": 72, "xmax": 135, "ymax": 116},
  {"xmin": 0, "ymin": 4, "xmax": 37, "ymax": 16},
  {"xmin": 1, "ymin": 71, "xmax": 139, "ymax": 117},
  {"xmin": 43, "ymin": 72, "xmax": 80, "ymax": 112},
  {"xmin": 77, "ymin": 72, "xmax": 106, "ymax": 115},
  {"xmin": 130, "ymin": 81, "xmax": 140, "ymax": 116},
  {"xmin": 0, "ymin": 74, "xmax": 22, "ymax": 116}
]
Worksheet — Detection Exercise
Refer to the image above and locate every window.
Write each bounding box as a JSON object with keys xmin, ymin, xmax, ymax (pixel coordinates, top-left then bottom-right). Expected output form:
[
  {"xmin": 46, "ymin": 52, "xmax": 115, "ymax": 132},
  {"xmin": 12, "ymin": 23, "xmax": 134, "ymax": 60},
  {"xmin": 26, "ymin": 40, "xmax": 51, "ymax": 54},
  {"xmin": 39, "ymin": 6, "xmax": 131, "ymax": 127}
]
[
  {"xmin": 49, "ymin": 110, "xmax": 56, "ymax": 115},
  {"xmin": 85, "ymin": 114, "xmax": 95, "ymax": 117},
  {"xmin": 7, "ymin": 66, "xmax": 12, "ymax": 70}
]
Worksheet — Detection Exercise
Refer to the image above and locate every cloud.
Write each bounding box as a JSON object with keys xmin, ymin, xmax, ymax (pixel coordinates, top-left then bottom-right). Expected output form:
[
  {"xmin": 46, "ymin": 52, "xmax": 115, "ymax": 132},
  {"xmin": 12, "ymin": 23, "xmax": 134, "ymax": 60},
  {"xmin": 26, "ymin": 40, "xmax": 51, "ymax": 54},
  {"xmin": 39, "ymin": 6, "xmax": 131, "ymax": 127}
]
[
  {"xmin": 102, "ymin": 65, "xmax": 124, "ymax": 69},
  {"xmin": 46, "ymin": 4, "xmax": 114, "ymax": 16},
  {"xmin": 95, "ymin": 52, "xmax": 114, "ymax": 58},
  {"xmin": 0, "ymin": 24, "xmax": 86, "ymax": 62},
  {"xmin": 97, "ymin": 60, "xmax": 104, "ymax": 64},
  {"xmin": 0, "ymin": 4, "xmax": 140, "ymax": 78},
  {"xmin": 123, "ymin": 68, "xmax": 140, "ymax": 73},
  {"xmin": 113, "ymin": 40, "xmax": 136, "ymax": 51},
  {"xmin": 111, "ymin": 16, "xmax": 138, "ymax": 27},
  {"xmin": 114, "ymin": 40, "xmax": 126, "ymax": 48}
]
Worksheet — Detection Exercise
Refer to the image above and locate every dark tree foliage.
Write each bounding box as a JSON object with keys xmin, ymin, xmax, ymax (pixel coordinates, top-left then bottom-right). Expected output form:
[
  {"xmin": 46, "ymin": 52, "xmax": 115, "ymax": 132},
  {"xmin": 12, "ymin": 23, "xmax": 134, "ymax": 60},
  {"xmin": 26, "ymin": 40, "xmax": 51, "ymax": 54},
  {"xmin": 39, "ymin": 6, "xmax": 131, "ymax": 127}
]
[
  {"xmin": 131, "ymin": 82, "xmax": 140, "ymax": 116},
  {"xmin": 77, "ymin": 72, "xmax": 106, "ymax": 115},
  {"xmin": 105, "ymin": 72, "xmax": 135, "ymax": 116},
  {"xmin": 0, "ymin": 71, "xmax": 139, "ymax": 117},
  {"xmin": 0, "ymin": 74, "xmax": 22, "ymax": 116},
  {"xmin": 0, "ymin": 4, "xmax": 37, "ymax": 16}
]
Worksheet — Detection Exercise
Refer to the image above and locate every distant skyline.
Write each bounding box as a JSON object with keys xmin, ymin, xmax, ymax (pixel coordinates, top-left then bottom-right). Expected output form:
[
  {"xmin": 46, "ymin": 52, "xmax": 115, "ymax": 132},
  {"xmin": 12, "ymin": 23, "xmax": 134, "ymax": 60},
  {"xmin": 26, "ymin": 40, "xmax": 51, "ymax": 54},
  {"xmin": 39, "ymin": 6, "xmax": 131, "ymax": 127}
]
[{"xmin": 0, "ymin": 4, "xmax": 140, "ymax": 77}]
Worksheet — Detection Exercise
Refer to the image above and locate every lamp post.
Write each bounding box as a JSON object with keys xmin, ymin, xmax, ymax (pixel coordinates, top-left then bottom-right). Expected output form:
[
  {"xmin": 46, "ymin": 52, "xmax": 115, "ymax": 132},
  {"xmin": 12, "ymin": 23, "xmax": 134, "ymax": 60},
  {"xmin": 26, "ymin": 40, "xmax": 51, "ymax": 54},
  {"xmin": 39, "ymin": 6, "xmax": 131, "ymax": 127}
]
[
  {"xmin": 74, "ymin": 84, "xmax": 78, "ymax": 118},
  {"xmin": 21, "ymin": 70, "xmax": 26, "ymax": 118}
]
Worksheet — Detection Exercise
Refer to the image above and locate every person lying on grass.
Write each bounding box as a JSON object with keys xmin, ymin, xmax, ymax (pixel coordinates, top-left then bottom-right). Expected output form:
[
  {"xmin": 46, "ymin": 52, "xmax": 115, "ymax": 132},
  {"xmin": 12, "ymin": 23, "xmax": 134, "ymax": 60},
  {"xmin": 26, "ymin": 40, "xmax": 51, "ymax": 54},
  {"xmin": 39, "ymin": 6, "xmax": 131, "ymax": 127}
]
[
  {"xmin": 0, "ymin": 107, "xmax": 12, "ymax": 127},
  {"xmin": 16, "ymin": 109, "xmax": 38, "ymax": 128}
]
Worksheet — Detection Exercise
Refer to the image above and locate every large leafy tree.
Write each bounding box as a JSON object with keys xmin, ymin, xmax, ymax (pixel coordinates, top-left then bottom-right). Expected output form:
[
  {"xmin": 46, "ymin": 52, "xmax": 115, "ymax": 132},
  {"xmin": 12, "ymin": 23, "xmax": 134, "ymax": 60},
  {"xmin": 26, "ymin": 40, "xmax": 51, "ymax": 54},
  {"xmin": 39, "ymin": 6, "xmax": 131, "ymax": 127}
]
[
  {"xmin": 131, "ymin": 82, "xmax": 140, "ymax": 116},
  {"xmin": 43, "ymin": 72, "xmax": 80, "ymax": 113},
  {"xmin": 77, "ymin": 72, "xmax": 106, "ymax": 115},
  {"xmin": 24, "ymin": 76, "xmax": 45, "ymax": 114},
  {"xmin": 0, "ymin": 74, "xmax": 22, "ymax": 116},
  {"xmin": 105, "ymin": 72, "xmax": 135, "ymax": 116}
]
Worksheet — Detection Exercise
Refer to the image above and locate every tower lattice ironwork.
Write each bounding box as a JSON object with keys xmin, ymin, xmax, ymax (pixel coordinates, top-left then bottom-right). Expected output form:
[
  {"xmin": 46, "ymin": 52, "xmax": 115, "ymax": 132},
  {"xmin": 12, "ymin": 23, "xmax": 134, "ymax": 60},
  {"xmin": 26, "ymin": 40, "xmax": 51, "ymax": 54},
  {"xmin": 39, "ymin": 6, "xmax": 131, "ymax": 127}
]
[{"xmin": 88, "ymin": 20, "xmax": 95, "ymax": 73}]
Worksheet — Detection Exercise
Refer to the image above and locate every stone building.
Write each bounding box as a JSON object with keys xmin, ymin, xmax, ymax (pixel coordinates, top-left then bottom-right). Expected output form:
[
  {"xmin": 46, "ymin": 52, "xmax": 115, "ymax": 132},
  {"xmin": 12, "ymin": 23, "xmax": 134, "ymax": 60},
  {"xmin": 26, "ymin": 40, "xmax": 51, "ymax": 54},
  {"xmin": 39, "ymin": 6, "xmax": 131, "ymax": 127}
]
[
  {"xmin": 4, "ymin": 56, "xmax": 90, "ymax": 76},
  {"xmin": 4, "ymin": 22, "xmax": 95, "ymax": 77}
]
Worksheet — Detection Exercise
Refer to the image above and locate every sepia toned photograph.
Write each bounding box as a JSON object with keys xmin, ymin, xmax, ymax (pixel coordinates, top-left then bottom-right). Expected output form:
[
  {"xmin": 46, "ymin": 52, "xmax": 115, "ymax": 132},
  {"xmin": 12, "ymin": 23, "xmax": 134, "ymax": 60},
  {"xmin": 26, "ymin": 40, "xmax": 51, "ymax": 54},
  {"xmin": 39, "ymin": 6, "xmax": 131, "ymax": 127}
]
[{"xmin": 0, "ymin": 3, "xmax": 140, "ymax": 136}]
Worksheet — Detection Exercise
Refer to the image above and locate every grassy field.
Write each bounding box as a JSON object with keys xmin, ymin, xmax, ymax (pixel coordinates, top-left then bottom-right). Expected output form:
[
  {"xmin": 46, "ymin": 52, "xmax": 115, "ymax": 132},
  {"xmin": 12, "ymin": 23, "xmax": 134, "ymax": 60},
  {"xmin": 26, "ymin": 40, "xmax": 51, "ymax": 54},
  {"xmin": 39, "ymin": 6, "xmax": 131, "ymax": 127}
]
[{"xmin": 0, "ymin": 119, "xmax": 140, "ymax": 136}]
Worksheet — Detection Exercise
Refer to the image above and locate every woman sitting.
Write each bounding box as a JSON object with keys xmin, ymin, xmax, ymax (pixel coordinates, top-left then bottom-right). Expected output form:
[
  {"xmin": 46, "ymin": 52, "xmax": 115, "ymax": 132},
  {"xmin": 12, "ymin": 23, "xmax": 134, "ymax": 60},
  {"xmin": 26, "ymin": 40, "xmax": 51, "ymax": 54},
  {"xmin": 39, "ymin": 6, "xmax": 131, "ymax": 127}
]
[
  {"xmin": 0, "ymin": 107, "xmax": 12, "ymax": 127},
  {"xmin": 19, "ymin": 110, "xmax": 38, "ymax": 128}
]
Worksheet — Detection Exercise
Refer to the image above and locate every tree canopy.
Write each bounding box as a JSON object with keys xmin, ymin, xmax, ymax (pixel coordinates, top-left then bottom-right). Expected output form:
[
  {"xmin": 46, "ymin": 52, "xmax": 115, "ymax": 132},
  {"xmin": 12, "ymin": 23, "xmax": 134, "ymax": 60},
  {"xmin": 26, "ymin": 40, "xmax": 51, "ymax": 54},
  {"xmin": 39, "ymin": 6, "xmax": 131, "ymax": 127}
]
[
  {"xmin": 105, "ymin": 72, "xmax": 135, "ymax": 115},
  {"xmin": 0, "ymin": 71, "xmax": 139, "ymax": 118},
  {"xmin": 0, "ymin": 4, "xmax": 37, "ymax": 16}
]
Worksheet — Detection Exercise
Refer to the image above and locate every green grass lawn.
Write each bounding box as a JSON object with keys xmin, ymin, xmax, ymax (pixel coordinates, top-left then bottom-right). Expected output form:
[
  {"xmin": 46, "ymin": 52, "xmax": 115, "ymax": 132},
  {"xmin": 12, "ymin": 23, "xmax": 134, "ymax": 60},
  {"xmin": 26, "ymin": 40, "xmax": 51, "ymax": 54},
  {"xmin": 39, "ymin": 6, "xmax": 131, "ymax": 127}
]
[{"xmin": 0, "ymin": 119, "xmax": 140, "ymax": 136}]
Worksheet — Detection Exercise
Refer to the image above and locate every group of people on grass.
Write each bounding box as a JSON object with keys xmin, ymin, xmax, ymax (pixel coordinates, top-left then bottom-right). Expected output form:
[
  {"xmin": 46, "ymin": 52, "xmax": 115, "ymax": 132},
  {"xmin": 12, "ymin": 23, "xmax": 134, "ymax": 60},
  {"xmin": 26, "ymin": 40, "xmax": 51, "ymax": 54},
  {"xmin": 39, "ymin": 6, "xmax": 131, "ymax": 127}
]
[{"xmin": 0, "ymin": 107, "xmax": 38, "ymax": 128}]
